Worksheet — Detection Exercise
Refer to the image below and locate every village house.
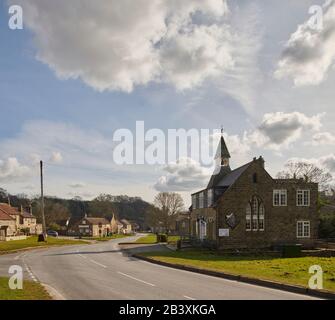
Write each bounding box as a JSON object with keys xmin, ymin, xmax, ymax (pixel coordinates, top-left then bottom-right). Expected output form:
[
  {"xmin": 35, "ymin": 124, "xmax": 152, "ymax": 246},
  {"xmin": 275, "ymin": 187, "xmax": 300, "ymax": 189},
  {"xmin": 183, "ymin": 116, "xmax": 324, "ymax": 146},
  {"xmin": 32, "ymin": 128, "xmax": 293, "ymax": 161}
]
[
  {"xmin": 111, "ymin": 214, "xmax": 124, "ymax": 234},
  {"xmin": 0, "ymin": 203, "xmax": 42, "ymax": 239},
  {"xmin": 110, "ymin": 215, "xmax": 134, "ymax": 235},
  {"xmin": 120, "ymin": 219, "xmax": 133, "ymax": 234},
  {"xmin": 77, "ymin": 216, "xmax": 111, "ymax": 237},
  {"xmin": 190, "ymin": 135, "xmax": 319, "ymax": 250},
  {"xmin": 0, "ymin": 210, "xmax": 16, "ymax": 239}
]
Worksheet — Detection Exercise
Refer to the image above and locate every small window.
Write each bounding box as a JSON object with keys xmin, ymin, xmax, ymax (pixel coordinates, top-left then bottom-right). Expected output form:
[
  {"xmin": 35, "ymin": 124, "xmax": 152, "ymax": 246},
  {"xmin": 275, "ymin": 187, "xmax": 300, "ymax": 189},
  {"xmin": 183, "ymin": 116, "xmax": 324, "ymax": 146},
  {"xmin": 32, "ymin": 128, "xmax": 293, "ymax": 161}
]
[
  {"xmin": 297, "ymin": 190, "xmax": 310, "ymax": 207},
  {"xmin": 207, "ymin": 189, "xmax": 214, "ymax": 207},
  {"xmin": 192, "ymin": 195, "xmax": 197, "ymax": 209},
  {"xmin": 297, "ymin": 221, "xmax": 310, "ymax": 238},
  {"xmin": 253, "ymin": 173, "xmax": 258, "ymax": 183},
  {"xmin": 199, "ymin": 192, "xmax": 204, "ymax": 209},
  {"xmin": 273, "ymin": 190, "xmax": 287, "ymax": 206}
]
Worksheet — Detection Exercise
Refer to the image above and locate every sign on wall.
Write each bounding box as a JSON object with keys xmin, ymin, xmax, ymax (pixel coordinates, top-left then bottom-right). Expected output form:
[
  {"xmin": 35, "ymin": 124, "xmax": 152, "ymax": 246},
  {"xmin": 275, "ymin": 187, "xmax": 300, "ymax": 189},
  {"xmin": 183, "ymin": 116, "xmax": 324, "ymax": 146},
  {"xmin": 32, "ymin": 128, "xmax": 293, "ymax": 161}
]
[{"xmin": 219, "ymin": 229, "xmax": 230, "ymax": 237}]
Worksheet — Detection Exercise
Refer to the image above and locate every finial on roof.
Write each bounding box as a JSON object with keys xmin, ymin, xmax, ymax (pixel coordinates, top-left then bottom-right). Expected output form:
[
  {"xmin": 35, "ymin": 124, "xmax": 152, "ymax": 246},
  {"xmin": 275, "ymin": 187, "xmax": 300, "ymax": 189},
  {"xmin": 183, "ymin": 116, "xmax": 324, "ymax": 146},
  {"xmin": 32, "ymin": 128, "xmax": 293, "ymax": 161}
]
[{"xmin": 221, "ymin": 125, "xmax": 224, "ymax": 136}]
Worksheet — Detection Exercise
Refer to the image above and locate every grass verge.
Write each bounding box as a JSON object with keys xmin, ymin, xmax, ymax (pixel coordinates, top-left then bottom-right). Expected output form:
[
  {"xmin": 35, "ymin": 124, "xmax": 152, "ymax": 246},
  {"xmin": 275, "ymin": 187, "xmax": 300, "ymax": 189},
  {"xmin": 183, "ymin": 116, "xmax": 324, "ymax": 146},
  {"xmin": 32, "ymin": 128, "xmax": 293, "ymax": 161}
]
[
  {"xmin": 134, "ymin": 234, "xmax": 181, "ymax": 244},
  {"xmin": 0, "ymin": 236, "xmax": 87, "ymax": 255},
  {"xmin": 0, "ymin": 277, "xmax": 51, "ymax": 300},
  {"xmin": 81, "ymin": 234, "xmax": 131, "ymax": 241},
  {"xmin": 140, "ymin": 249, "xmax": 335, "ymax": 292}
]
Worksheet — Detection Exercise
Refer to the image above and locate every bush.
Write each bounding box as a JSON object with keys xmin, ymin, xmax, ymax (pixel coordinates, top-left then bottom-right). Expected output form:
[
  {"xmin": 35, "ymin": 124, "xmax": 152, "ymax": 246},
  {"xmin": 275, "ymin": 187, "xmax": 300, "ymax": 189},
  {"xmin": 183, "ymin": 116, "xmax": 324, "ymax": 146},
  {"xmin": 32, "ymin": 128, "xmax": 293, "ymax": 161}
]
[
  {"xmin": 156, "ymin": 234, "xmax": 168, "ymax": 243},
  {"xmin": 282, "ymin": 244, "xmax": 302, "ymax": 258}
]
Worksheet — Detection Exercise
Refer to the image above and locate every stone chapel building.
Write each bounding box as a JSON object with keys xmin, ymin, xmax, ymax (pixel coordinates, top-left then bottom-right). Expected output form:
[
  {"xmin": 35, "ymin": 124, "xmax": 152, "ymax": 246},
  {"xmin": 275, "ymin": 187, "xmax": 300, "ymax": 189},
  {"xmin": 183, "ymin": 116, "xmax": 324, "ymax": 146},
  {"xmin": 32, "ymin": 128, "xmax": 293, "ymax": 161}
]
[{"xmin": 190, "ymin": 135, "xmax": 319, "ymax": 249}]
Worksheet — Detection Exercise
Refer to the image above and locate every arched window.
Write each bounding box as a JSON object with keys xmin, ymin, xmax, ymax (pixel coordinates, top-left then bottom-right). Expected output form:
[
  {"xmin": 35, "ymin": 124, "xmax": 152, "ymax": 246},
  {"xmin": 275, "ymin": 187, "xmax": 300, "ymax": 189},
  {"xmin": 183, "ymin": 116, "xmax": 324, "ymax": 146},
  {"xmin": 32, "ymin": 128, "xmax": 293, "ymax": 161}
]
[
  {"xmin": 246, "ymin": 204, "xmax": 251, "ymax": 231},
  {"xmin": 252, "ymin": 197, "xmax": 258, "ymax": 231},
  {"xmin": 259, "ymin": 204, "xmax": 265, "ymax": 231},
  {"xmin": 246, "ymin": 196, "xmax": 265, "ymax": 232}
]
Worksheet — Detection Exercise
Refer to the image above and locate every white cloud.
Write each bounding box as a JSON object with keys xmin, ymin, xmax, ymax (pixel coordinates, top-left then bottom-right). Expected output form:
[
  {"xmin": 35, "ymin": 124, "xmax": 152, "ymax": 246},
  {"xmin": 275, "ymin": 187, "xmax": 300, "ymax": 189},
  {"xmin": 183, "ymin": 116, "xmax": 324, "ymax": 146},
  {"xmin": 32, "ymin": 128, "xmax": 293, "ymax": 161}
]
[
  {"xmin": 154, "ymin": 157, "xmax": 211, "ymax": 191},
  {"xmin": 319, "ymin": 154, "xmax": 335, "ymax": 172},
  {"xmin": 0, "ymin": 157, "xmax": 32, "ymax": 182},
  {"xmin": 311, "ymin": 132, "xmax": 335, "ymax": 145},
  {"xmin": 12, "ymin": 0, "xmax": 234, "ymax": 92},
  {"xmin": 49, "ymin": 151, "xmax": 63, "ymax": 164},
  {"xmin": 247, "ymin": 112, "xmax": 323, "ymax": 150},
  {"xmin": 275, "ymin": 1, "xmax": 335, "ymax": 86},
  {"xmin": 69, "ymin": 182, "xmax": 87, "ymax": 189}
]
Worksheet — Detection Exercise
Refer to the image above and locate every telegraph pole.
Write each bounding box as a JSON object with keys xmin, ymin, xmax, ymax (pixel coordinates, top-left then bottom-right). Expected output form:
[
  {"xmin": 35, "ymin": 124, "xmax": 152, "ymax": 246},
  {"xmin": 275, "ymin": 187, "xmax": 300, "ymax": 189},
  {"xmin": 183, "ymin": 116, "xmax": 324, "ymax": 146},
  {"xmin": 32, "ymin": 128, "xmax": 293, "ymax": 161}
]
[{"xmin": 40, "ymin": 160, "xmax": 47, "ymax": 241}]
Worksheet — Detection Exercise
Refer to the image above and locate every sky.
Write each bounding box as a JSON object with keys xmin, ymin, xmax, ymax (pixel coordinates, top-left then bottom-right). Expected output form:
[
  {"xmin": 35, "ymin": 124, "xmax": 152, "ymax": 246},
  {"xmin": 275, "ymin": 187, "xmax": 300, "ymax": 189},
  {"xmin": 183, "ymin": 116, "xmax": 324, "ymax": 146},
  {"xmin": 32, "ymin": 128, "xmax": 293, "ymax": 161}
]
[{"xmin": 1, "ymin": 0, "xmax": 335, "ymax": 206}]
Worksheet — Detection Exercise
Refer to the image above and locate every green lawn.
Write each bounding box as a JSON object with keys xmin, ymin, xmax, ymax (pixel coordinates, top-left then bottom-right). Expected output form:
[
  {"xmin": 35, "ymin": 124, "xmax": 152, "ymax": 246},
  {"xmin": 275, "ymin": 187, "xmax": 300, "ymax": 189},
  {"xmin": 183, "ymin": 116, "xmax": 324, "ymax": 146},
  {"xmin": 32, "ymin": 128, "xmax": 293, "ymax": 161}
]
[
  {"xmin": 140, "ymin": 250, "xmax": 335, "ymax": 292},
  {"xmin": 135, "ymin": 234, "xmax": 157, "ymax": 243},
  {"xmin": 0, "ymin": 236, "xmax": 87, "ymax": 254},
  {"xmin": 81, "ymin": 234, "xmax": 131, "ymax": 241},
  {"xmin": 135, "ymin": 234, "xmax": 181, "ymax": 244},
  {"xmin": 0, "ymin": 277, "xmax": 51, "ymax": 300}
]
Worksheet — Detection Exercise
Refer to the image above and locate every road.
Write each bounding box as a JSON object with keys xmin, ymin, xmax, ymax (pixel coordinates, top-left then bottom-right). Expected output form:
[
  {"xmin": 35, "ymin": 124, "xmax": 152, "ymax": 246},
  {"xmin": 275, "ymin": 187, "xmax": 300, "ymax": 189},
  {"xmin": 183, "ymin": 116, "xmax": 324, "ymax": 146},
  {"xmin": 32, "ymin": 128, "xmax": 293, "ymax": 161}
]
[{"xmin": 0, "ymin": 235, "xmax": 317, "ymax": 300}]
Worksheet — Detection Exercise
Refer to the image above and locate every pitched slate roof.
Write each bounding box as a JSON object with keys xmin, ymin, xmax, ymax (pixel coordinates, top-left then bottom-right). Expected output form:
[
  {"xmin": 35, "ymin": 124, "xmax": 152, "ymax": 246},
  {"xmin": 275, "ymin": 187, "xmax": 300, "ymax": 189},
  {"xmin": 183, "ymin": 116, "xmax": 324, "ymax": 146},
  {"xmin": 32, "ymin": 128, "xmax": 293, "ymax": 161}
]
[
  {"xmin": 0, "ymin": 203, "xmax": 20, "ymax": 216},
  {"xmin": 120, "ymin": 219, "xmax": 131, "ymax": 225},
  {"xmin": 216, "ymin": 162, "xmax": 252, "ymax": 187},
  {"xmin": 0, "ymin": 210, "xmax": 14, "ymax": 221},
  {"xmin": 85, "ymin": 217, "xmax": 110, "ymax": 225},
  {"xmin": 20, "ymin": 211, "xmax": 35, "ymax": 218},
  {"xmin": 215, "ymin": 136, "xmax": 231, "ymax": 160},
  {"xmin": 207, "ymin": 165, "xmax": 232, "ymax": 189}
]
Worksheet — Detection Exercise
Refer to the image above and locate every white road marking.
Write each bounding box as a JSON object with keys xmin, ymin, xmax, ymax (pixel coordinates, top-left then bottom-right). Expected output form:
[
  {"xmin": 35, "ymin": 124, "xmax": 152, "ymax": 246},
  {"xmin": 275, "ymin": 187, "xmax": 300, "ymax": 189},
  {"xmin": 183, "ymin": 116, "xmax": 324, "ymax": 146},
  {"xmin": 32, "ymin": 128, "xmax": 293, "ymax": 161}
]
[
  {"xmin": 89, "ymin": 259, "xmax": 107, "ymax": 269},
  {"xmin": 184, "ymin": 295, "xmax": 196, "ymax": 300},
  {"xmin": 78, "ymin": 254, "xmax": 87, "ymax": 259},
  {"xmin": 117, "ymin": 271, "xmax": 156, "ymax": 287}
]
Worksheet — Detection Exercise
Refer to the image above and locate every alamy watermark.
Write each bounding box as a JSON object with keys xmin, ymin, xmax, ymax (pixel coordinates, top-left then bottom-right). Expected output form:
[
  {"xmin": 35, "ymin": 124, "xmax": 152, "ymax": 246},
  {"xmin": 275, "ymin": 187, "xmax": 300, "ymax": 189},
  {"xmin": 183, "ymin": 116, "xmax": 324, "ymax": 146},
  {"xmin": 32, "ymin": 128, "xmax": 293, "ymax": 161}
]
[
  {"xmin": 308, "ymin": 265, "xmax": 323, "ymax": 290},
  {"xmin": 8, "ymin": 5, "xmax": 23, "ymax": 30},
  {"xmin": 308, "ymin": 5, "xmax": 324, "ymax": 31},
  {"xmin": 8, "ymin": 265, "xmax": 23, "ymax": 290},
  {"xmin": 112, "ymin": 122, "xmax": 221, "ymax": 167}
]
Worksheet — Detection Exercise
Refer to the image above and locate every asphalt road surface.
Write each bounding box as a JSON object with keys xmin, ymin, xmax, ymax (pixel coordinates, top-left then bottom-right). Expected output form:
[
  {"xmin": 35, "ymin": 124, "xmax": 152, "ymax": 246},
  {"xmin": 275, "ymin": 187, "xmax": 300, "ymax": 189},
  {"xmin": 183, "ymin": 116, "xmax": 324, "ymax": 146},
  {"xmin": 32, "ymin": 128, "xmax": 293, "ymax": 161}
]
[{"xmin": 0, "ymin": 236, "xmax": 318, "ymax": 300}]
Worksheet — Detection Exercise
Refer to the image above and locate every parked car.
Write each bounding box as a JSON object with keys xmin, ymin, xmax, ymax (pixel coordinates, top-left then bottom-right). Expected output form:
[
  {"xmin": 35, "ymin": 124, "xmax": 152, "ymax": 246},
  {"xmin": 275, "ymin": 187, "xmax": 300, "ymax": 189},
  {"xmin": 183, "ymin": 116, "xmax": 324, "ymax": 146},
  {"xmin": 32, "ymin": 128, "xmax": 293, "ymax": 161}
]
[{"xmin": 47, "ymin": 230, "xmax": 59, "ymax": 237}]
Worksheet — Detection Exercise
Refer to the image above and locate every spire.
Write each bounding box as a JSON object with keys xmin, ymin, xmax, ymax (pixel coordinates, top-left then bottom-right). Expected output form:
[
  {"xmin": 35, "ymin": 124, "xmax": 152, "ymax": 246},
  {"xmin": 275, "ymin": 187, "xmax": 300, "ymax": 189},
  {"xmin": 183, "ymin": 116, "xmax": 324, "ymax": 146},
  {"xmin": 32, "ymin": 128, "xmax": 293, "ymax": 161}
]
[{"xmin": 215, "ymin": 130, "xmax": 231, "ymax": 166}]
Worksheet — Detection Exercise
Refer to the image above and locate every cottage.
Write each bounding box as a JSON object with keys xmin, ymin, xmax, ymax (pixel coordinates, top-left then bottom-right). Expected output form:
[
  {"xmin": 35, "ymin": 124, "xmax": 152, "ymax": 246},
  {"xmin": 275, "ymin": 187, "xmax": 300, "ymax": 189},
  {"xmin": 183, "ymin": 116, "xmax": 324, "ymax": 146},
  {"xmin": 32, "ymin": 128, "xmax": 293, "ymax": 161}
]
[
  {"xmin": 190, "ymin": 135, "xmax": 318, "ymax": 249},
  {"xmin": 110, "ymin": 214, "xmax": 124, "ymax": 234},
  {"xmin": 77, "ymin": 216, "xmax": 110, "ymax": 237},
  {"xmin": 0, "ymin": 210, "xmax": 16, "ymax": 239},
  {"xmin": 0, "ymin": 203, "xmax": 42, "ymax": 237},
  {"xmin": 120, "ymin": 219, "xmax": 133, "ymax": 234}
]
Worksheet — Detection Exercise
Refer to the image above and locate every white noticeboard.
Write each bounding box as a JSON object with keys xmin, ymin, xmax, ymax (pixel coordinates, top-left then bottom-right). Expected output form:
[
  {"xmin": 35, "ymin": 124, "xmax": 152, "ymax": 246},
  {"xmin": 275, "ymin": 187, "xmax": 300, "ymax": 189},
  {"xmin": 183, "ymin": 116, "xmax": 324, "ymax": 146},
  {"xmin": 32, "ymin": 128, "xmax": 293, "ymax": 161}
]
[{"xmin": 219, "ymin": 229, "xmax": 230, "ymax": 237}]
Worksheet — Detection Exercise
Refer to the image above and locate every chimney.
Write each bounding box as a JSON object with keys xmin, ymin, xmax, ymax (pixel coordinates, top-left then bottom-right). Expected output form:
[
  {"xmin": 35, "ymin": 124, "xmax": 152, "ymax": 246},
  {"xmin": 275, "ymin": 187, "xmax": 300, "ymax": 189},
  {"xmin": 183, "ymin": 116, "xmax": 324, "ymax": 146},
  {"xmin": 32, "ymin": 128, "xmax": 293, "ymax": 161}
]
[{"xmin": 259, "ymin": 156, "xmax": 265, "ymax": 168}]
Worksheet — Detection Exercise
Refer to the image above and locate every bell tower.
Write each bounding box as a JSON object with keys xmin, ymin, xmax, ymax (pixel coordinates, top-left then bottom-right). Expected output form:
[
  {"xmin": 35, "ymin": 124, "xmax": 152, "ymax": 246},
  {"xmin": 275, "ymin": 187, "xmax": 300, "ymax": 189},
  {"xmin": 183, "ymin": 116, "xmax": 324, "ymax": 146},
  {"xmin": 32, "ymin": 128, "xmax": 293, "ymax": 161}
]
[{"xmin": 215, "ymin": 128, "xmax": 231, "ymax": 167}]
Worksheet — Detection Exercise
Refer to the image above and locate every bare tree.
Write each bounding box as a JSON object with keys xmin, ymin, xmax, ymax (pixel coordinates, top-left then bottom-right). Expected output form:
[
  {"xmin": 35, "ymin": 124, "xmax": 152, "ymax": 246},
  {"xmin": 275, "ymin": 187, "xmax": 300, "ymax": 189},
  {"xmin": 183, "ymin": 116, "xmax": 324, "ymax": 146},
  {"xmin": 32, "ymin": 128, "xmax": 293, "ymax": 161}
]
[
  {"xmin": 277, "ymin": 161, "xmax": 332, "ymax": 190},
  {"xmin": 151, "ymin": 192, "xmax": 184, "ymax": 233}
]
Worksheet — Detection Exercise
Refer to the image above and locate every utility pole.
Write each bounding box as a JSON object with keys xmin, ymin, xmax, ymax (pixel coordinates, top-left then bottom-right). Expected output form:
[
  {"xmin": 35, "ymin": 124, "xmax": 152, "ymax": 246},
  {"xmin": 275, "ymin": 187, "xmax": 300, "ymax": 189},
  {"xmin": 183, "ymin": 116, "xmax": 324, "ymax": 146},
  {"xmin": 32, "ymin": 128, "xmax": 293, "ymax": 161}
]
[{"xmin": 40, "ymin": 160, "xmax": 47, "ymax": 241}]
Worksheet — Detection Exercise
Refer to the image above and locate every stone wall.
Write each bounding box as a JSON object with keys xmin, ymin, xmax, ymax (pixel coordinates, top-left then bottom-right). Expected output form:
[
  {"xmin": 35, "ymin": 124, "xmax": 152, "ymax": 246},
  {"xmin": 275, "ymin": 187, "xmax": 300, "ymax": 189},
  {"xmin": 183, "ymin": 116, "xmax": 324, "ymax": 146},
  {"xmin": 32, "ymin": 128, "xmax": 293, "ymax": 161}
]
[{"xmin": 191, "ymin": 159, "xmax": 319, "ymax": 249}]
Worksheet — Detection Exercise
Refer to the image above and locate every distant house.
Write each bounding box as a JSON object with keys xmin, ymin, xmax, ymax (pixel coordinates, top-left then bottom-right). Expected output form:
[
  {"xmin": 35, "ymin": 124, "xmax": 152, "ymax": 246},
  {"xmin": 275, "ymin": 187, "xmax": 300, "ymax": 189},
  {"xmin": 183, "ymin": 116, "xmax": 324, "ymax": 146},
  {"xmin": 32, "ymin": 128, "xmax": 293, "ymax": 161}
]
[
  {"xmin": 129, "ymin": 220, "xmax": 140, "ymax": 232},
  {"xmin": 110, "ymin": 214, "xmax": 123, "ymax": 234},
  {"xmin": 120, "ymin": 219, "xmax": 132, "ymax": 234},
  {"xmin": 0, "ymin": 203, "xmax": 42, "ymax": 238},
  {"xmin": 77, "ymin": 216, "xmax": 110, "ymax": 237},
  {"xmin": 0, "ymin": 210, "xmax": 16, "ymax": 239}
]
